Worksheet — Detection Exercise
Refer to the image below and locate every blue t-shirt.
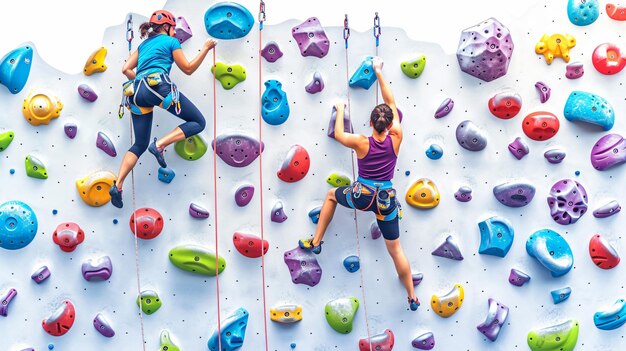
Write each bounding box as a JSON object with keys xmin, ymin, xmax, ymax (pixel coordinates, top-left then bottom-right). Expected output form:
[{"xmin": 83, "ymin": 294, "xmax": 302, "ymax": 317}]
[{"xmin": 136, "ymin": 34, "xmax": 181, "ymax": 77}]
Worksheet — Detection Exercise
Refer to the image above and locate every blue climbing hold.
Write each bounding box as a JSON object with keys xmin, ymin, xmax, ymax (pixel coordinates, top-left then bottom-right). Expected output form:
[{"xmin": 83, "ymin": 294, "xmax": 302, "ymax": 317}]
[
  {"xmin": 0, "ymin": 200, "xmax": 38, "ymax": 250},
  {"xmin": 52, "ymin": 209, "xmax": 58, "ymax": 215},
  {"xmin": 426, "ymin": 144, "xmax": 443, "ymax": 160},
  {"xmin": 208, "ymin": 307, "xmax": 249, "ymax": 350},
  {"xmin": 594, "ymin": 299, "xmax": 626, "ymax": 330},
  {"xmin": 567, "ymin": 0, "xmax": 600, "ymax": 26},
  {"xmin": 308, "ymin": 206, "xmax": 321, "ymax": 224},
  {"xmin": 290, "ymin": 343, "xmax": 296, "ymax": 349},
  {"xmin": 0, "ymin": 45, "xmax": 33, "ymax": 94},
  {"xmin": 551, "ymin": 287, "xmax": 572, "ymax": 304},
  {"xmin": 343, "ymin": 255, "xmax": 360, "ymax": 273},
  {"xmin": 564, "ymin": 91, "xmax": 614, "ymax": 131},
  {"xmin": 349, "ymin": 56, "xmax": 377, "ymax": 89},
  {"xmin": 405, "ymin": 171, "xmax": 410, "ymax": 176},
  {"xmin": 9, "ymin": 169, "xmax": 15, "ymax": 174},
  {"xmin": 478, "ymin": 216, "xmax": 514, "ymax": 258},
  {"xmin": 262, "ymin": 80, "xmax": 290, "ymax": 125},
  {"xmin": 113, "ymin": 219, "xmax": 118, "ymax": 225},
  {"xmin": 526, "ymin": 229, "xmax": 574, "ymax": 277},
  {"xmin": 204, "ymin": 2, "xmax": 254, "ymax": 40},
  {"xmin": 575, "ymin": 170, "xmax": 580, "ymax": 176},
  {"xmin": 158, "ymin": 167, "xmax": 175, "ymax": 184},
  {"xmin": 48, "ymin": 344, "xmax": 54, "ymax": 350}
]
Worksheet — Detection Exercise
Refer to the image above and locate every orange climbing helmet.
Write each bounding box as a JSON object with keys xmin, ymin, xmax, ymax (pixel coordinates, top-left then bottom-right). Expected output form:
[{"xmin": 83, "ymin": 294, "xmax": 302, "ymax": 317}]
[{"xmin": 150, "ymin": 10, "xmax": 176, "ymax": 26}]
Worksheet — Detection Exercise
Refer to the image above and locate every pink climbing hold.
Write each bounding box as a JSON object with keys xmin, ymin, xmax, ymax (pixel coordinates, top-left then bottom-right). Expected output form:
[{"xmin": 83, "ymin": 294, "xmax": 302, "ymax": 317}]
[
  {"xmin": 284, "ymin": 246, "xmax": 322, "ymax": 286},
  {"xmin": 52, "ymin": 222, "xmax": 85, "ymax": 252},
  {"xmin": 233, "ymin": 232, "xmax": 269, "ymax": 258},
  {"xmin": 261, "ymin": 41, "xmax": 283, "ymax": 62},
  {"xmin": 277, "ymin": 145, "xmax": 310, "ymax": 183},
  {"xmin": 235, "ymin": 184, "xmax": 254, "ymax": 207},
  {"xmin": 129, "ymin": 208, "xmax": 164, "ymax": 240},
  {"xmin": 291, "ymin": 17, "xmax": 330, "ymax": 58},
  {"xmin": 359, "ymin": 329, "xmax": 394, "ymax": 351}
]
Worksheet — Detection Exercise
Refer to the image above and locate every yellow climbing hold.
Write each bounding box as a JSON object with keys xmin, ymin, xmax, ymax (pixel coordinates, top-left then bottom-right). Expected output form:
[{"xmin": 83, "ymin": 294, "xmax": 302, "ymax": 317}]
[
  {"xmin": 211, "ymin": 62, "xmax": 247, "ymax": 90},
  {"xmin": 75, "ymin": 170, "xmax": 116, "ymax": 207},
  {"xmin": 431, "ymin": 283, "xmax": 464, "ymax": 318},
  {"xmin": 83, "ymin": 47, "xmax": 108, "ymax": 76},
  {"xmin": 270, "ymin": 304, "xmax": 303, "ymax": 324},
  {"xmin": 22, "ymin": 90, "xmax": 63, "ymax": 126},
  {"xmin": 405, "ymin": 178, "xmax": 440, "ymax": 209},
  {"xmin": 535, "ymin": 34, "xmax": 576, "ymax": 64}
]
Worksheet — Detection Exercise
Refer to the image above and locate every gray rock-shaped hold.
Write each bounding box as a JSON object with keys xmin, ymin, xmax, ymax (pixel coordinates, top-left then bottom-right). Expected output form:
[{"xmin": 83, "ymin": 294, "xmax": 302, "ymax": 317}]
[
  {"xmin": 456, "ymin": 120, "xmax": 487, "ymax": 151},
  {"xmin": 493, "ymin": 180, "xmax": 536, "ymax": 207},
  {"xmin": 432, "ymin": 235, "xmax": 464, "ymax": 260},
  {"xmin": 544, "ymin": 148, "xmax": 566, "ymax": 164}
]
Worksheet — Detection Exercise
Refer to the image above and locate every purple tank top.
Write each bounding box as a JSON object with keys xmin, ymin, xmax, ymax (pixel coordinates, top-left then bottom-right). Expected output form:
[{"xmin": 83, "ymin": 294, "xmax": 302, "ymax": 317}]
[{"xmin": 357, "ymin": 135, "xmax": 397, "ymax": 181}]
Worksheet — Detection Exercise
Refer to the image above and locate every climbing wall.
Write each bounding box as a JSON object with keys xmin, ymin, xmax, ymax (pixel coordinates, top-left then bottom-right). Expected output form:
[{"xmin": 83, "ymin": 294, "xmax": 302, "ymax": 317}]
[{"xmin": 2, "ymin": 0, "xmax": 626, "ymax": 350}]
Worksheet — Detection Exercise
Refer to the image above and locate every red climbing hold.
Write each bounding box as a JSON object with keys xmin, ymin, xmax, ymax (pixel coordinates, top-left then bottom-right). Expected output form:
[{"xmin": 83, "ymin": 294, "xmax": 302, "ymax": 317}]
[
  {"xmin": 52, "ymin": 222, "xmax": 85, "ymax": 252},
  {"xmin": 522, "ymin": 111, "xmax": 560, "ymax": 141},
  {"xmin": 129, "ymin": 208, "xmax": 164, "ymax": 240},
  {"xmin": 233, "ymin": 232, "xmax": 269, "ymax": 258},
  {"xmin": 42, "ymin": 300, "xmax": 75, "ymax": 337},
  {"xmin": 277, "ymin": 145, "xmax": 310, "ymax": 183},
  {"xmin": 359, "ymin": 329, "xmax": 395, "ymax": 351},
  {"xmin": 592, "ymin": 43, "xmax": 626, "ymax": 75},
  {"xmin": 589, "ymin": 234, "xmax": 620, "ymax": 270},
  {"xmin": 488, "ymin": 90, "xmax": 522, "ymax": 120}
]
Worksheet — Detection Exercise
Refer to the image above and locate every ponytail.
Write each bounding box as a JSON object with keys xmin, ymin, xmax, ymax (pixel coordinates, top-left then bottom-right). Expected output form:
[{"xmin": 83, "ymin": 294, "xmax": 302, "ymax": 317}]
[
  {"xmin": 139, "ymin": 22, "xmax": 168, "ymax": 39},
  {"xmin": 370, "ymin": 104, "xmax": 394, "ymax": 133}
]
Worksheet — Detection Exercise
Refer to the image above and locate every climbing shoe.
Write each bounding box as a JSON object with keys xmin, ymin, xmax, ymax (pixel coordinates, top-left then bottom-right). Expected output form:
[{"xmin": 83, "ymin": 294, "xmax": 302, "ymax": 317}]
[
  {"xmin": 148, "ymin": 138, "xmax": 167, "ymax": 168},
  {"xmin": 408, "ymin": 297, "xmax": 420, "ymax": 311},
  {"xmin": 298, "ymin": 238, "xmax": 323, "ymax": 254},
  {"xmin": 109, "ymin": 181, "xmax": 123, "ymax": 208}
]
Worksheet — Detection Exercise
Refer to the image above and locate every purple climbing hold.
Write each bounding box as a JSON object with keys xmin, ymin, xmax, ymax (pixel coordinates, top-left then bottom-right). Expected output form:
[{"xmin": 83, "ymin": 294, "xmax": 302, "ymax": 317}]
[
  {"xmin": 81, "ymin": 256, "xmax": 113, "ymax": 281},
  {"xmin": 547, "ymin": 179, "xmax": 588, "ymax": 225},
  {"xmin": 456, "ymin": 120, "xmax": 487, "ymax": 151},
  {"xmin": 93, "ymin": 313, "xmax": 115, "ymax": 337},
  {"xmin": 476, "ymin": 298, "xmax": 509, "ymax": 342},
  {"xmin": 305, "ymin": 71, "xmax": 324, "ymax": 94},
  {"xmin": 432, "ymin": 235, "xmax": 464, "ymax": 260},
  {"xmin": 508, "ymin": 268, "xmax": 530, "ymax": 286},
  {"xmin": 235, "ymin": 184, "xmax": 254, "ymax": 207},
  {"xmin": 593, "ymin": 200, "xmax": 621, "ymax": 218},
  {"xmin": 434, "ymin": 98, "xmax": 454, "ymax": 118},
  {"xmin": 271, "ymin": 201, "xmax": 288, "ymax": 223},
  {"xmin": 544, "ymin": 148, "xmax": 566, "ymax": 164},
  {"xmin": 370, "ymin": 222, "xmax": 382, "ymax": 240},
  {"xmin": 493, "ymin": 180, "xmax": 535, "ymax": 207},
  {"xmin": 31, "ymin": 265, "xmax": 51, "ymax": 284},
  {"xmin": 96, "ymin": 132, "xmax": 117, "ymax": 157},
  {"xmin": 174, "ymin": 16, "xmax": 193, "ymax": 44},
  {"xmin": 328, "ymin": 105, "xmax": 354, "ymax": 139},
  {"xmin": 412, "ymin": 332, "xmax": 435, "ymax": 350},
  {"xmin": 566, "ymin": 62, "xmax": 584, "ymax": 79},
  {"xmin": 412, "ymin": 273, "xmax": 424, "ymax": 287},
  {"xmin": 0, "ymin": 288, "xmax": 17, "ymax": 317},
  {"xmin": 454, "ymin": 186, "xmax": 472, "ymax": 202},
  {"xmin": 291, "ymin": 17, "xmax": 329, "ymax": 58},
  {"xmin": 590, "ymin": 133, "xmax": 626, "ymax": 171},
  {"xmin": 284, "ymin": 246, "xmax": 322, "ymax": 287},
  {"xmin": 456, "ymin": 18, "xmax": 514, "ymax": 82},
  {"xmin": 189, "ymin": 203, "xmax": 209, "ymax": 219},
  {"xmin": 261, "ymin": 41, "xmax": 283, "ymax": 62},
  {"xmin": 212, "ymin": 133, "xmax": 264, "ymax": 168},
  {"xmin": 535, "ymin": 81, "xmax": 551, "ymax": 103},
  {"xmin": 508, "ymin": 137, "xmax": 529, "ymax": 160},
  {"xmin": 64, "ymin": 123, "xmax": 77, "ymax": 139},
  {"xmin": 77, "ymin": 84, "xmax": 98, "ymax": 102}
]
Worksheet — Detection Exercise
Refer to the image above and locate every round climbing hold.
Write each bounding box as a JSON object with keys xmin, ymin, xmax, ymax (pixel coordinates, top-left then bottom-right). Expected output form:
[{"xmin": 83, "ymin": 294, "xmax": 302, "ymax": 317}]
[
  {"xmin": 113, "ymin": 219, "xmax": 118, "ymax": 225},
  {"xmin": 261, "ymin": 41, "xmax": 283, "ymax": 62},
  {"xmin": 129, "ymin": 208, "xmax": 164, "ymax": 240},
  {"xmin": 277, "ymin": 145, "xmax": 310, "ymax": 183},
  {"xmin": 175, "ymin": 134, "xmax": 208, "ymax": 161},
  {"xmin": 22, "ymin": 89, "xmax": 63, "ymax": 126},
  {"xmin": 325, "ymin": 297, "xmax": 359, "ymax": 334},
  {"xmin": 9, "ymin": 169, "xmax": 15, "ymax": 174},
  {"xmin": 48, "ymin": 344, "xmax": 54, "ymax": 350},
  {"xmin": 262, "ymin": 80, "xmax": 290, "ymax": 125},
  {"xmin": 536, "ymin": 34, "xmax": 576, "ymax": 64},
  {"xmin": 75, "ymin": 170, "xmax": 116, "ymax": 207},
  {"xmin": 575, "ymin": 170, "xmax": 580, "ymax": 176},
  {"xmin": 211, "ymin": 62, "xmax": 246, "ymax": 90},
  {"xmin": 431, "ymin": 284, "xmax": 464, "ymax": 318},
  {"xmin": 0, "ymin": 200, "xmax": 38, "ymax": 250},
  {"xmin": 235, "ymin": 184, "xmax": 255, "ymax": 206},
  {"xmin": 0, "ymin": 45, "xmax": 33, "ymax": 94},
  {"xmin": 291, "ymin": 343, "xmax": 296, "ymax": 349},
  {"xmin": 456, "ymin": 120, "xmax": 487, "ymax": 151},
  {"xmin": 527, "ymin": 320, "xmax": 579, "ymax": 351},
  {"xmin": 208, "ymin": 308, "xmax": 249, "ymax": 351},
  {"xmin": 406, "ymin": 178, "xmax": 440, "ymax": 209},
  {"xmin": 589, "ymin": 234, "xmax": 620, "ymax": 269},
  {"xmin": 400, "ymin": 54, "xmax": 426, "ymax": 79},
  {"xmin": 343, "ymin": 255, "xmax": 360, "ymax": 273},
  {"xmin": 590, "ymin": 133, "xmax": 626, "ymax": 171},
  {"xmin": 488, "ymin": 90, "xmax": 522, "ymax": 119},
  {"xmin": 568, "ymin": 0, "xmax": 600, "ymax": 26},
  {"xmin": 349, "ymin": 56, "xmax": 377, "ymax": 89},
  {"xmin": 42, "ymin": 300, "xmax": 76, "ymax": 336},
  {"xmin": 522, "ymin": 111, "xmax": 560, "ymax": 141},
  {"xmin": 292, "ymin": 17, "xmax": 330, "ymax": 58},
  {"xmin": 284, "ymin": 246, "xmax": 322, "ymax": 287},
  {"xmin": 204, "ymin": 2, "xmax": 254, "ymax": 40},
  {"xmin": 52, "ymin": 209, "xmax": 58, "ymax": 215},
  {"xmin": 83, "ymin": 47, "xmax": 107, "ymax": 76},
  {"xmin": 526, "ymin": 229, "xmax": 573, "ymax": 277},
  {"xmin": 592, "ymin": 43, "xmax": 626, "ymax": 75},
  {"xmin": 233, "ymin": 232, "xmax": 269, "ymax": 258},
  {"xmin": 425, "ymin": 144, "xmax": 443, "ymax": 160},
  {"xmin": 564, "ymin": 91, "xmax": 614, "ymax": 131},
  {"xmin": 547, "ymin": 179, "xmax": 588, "ymax": 225},
  {"xmin": 136, "ymin": 290, "xmax": 162, "ymax": 315},
  {"xmin": 169, "ymin": 244, "xmax": 226, "ymax": 276},
  {"xmin": 52, "ymin": 222, "xmax": 85, "ymax": 253},
  {"xmin": 405, "ymin": 171, "xmax": 410, "ymax": 176}
]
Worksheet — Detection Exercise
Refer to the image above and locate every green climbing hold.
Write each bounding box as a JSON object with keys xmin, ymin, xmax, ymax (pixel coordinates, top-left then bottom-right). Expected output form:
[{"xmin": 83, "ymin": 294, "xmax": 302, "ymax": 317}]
[
  {"xmin": 159, "ymin": 330, "xmax": 181, "ymax": 351},
  {"xmin": 211, "ymin": 62, "xmax": 247, "ymax": 90},
  {"xmin": 175, "ymin": 135, "xmax": 208, "ymax": 161},
  {"xmin": 136, "ymin": 290, "xmax": 162, "ymax": 315},
  {"xmin": 527, "ymin": 320, "xmax": 579, "ymax": 351},
  {"xmin": 325, "ymin": 297, "xmax": 359, "ymax": 334},
  {"xmin": 326, "ymin": 173, "xmax": 351, "ymax": 187},
  {"xmin": 25, "ymin": 154, "xmax": 48, "ymax": 179},
  {"xmin": 169, "ymin": 244, "xmax": 226, "ymax": 276},
  {"xmin": 0, "ymin": 130, "xmax": 14, "ymax": 152},
  {"xmin": 401, "ymin": 54, "xmax": 427, "ymax": 79}
]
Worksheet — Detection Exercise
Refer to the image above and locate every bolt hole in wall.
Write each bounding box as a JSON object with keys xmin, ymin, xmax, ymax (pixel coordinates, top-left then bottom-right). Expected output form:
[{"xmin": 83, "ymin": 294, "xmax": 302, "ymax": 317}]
[{"xmin": 1, "ymin": 0, "xmax": 626, "ymax": 350}]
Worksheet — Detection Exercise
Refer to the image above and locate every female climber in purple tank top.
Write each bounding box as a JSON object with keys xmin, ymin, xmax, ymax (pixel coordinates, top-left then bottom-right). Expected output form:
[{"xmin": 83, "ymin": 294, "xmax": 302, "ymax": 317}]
[{"xmin": 299, "ymin": 57, "xmax": 420, "ymax": 311}]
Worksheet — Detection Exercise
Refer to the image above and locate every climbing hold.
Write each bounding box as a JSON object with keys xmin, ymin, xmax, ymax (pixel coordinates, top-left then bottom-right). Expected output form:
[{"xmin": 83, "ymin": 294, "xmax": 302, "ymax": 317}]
[
  {"xmin": 204, "ymin": 2, "xmax": 254, "ymax": 40},
  {"xmin": 81, "ymin": 256, "xmax": 113, "ymax": 281},
  {"xmin": 349, "ymin": 56, "xmax": 377, "ymax": 89},
  {"xmin": 9, "ymin": 169, "xmax": 15, "ymax": 174},
  {"xmin": 476, "ymin": 298, "xmax": 509, "ymax": 342},
  {"xmin": 169, "ymin": 244, "xmax": 226, "ymax": 276},
  {"xmin": 271, "ymin": 201, "xmax": 288, "ymax": 223},
  {"xmin": 544, "ymin": 149, "xmax": 566, "ymax": 164},
  {"xmin": 327, "ymin": 173, "xmax": 350, "ymax": 187},
  {"xmin": 343, "ymin": 255, "xmax": 360, "ymax": 273},
  {"xmin": 277, "ymin": 145, "xmax": 310, "ymax": 182},
  {"xmin": 564, "ymin": 91, "xmax": 614, "ymax": 131},
  {"xmin": 456, "ymin": 17, "xmax": 513, "ymax": 82},
  {"xmin": 22, "ymin": 90, "xmax": 63, "ymax": 126},
  {"xmin": 52, "ymin": 222, "xmax": 85, "ymax": 252},
  {"xmin": 325, "ymin": 297, "xmax": 359, "ymax": 334},
  {"xmin": 175, "ymin": 134, "xmax": 208, "ymax": 161},
  {"xmin": 233, "ymin": 232, "xmax": 269, "ymax": 258},
  {"xmin": 359, "ymin": 329, "xmax": 394, "ymax": 351},
  {"xmin": 308, "ymin": 206, "xmax": 322, "ymax": 224},
  {"xmin": 157, "ymin": 167, "xmax": 175, "ymax": 184},
  {"xmin": 96, "ymin": 132, "xmax": 117, "ymax": 157},
  {"xmin": 456, "ymin": 120, "xmax": 487, "ymax": 151},
  {"xmin": 575, "ymin": 170, "xmax": 581, "ymax": 176},
  {"xmin": 488, "ymin": 90, "xmax": 522, "ymax": 119},
  {"xmin": 129, "ymin": 208, "xmax": 163, "ymax": 240},
  {"xmin": 305, "ymin": 71, "xmax": 324, "ymax": 94},
  {"xmin": 432, "ymin": 235, "xmax": 463, "ymax": 260},
  {"xmin": 0, "ymin": 45, "xmax": 32, "ymax": 94},
  {"xmin": 24, "ymin": 154, "xmax": 48, "ymax": 179},
  {"xmin": 327, "ymin": 104, "xmax": 354, "ymax": 138},
  {"xmin": 565, "ymin": 62, "xmax": 584, "ymax": 79},
  {"xmin": 590, "ymin": 133, "xmax": 626, "ymax": 170},
  {"xmin": 189, "ymin": 203, "xmax": 209, "ymax": 219},
  {"xmin": 431, "ymin": 284, "xmax": 464, "ymax": 318},
  {"xmin": 262, "ymin": 80, "xmax": 290, "ymax": 125},
  {"xmin": 234, "ymin": 184, "xmax": 254, "ymax": 207},
  {"xmin": 567, "ymin": 0, "xmax": 600, "ymax": 26},
  {"xmin": 0, "ymin": 200, "xmax": 38, "ymax": 250},
  {"xmin": 412, "ymin": 273, "xmax": 424, "ymax": 287},
  {"xmin": 42, "ymin": 300, "xmax": 75, "ymax": 336},
  {"xmin": 405, "ymin": 178, "xmax": 440, "ymax": 209},
  {"xmin": 434, "ymin": 98, "xmax": 454, "ymax": 119},
  {"xmin": 77, "ymin": 84, "xmax": 97, "ymax": 102},
  {"xmin": 174, "ymin": 16, "xmax": 193, "ymax": 44},
  {"xmin": 527, "ymin": 320, "xmax": 579, "ymax": 351},
  {"xmin": 493, "ymin": 180, "xmax": 535, "ymax": 207},
  {"xmin": 509, "ymin": 268, "xmax": 530, "ymax": 287},
  {"xmin": 593, "ymin": 200, "xmax": 621, "ymax": 218},
  {"xmin": 535, "ymin": 34, "xmax": 576, "ymax": 64},
  {"xmin": 606, "ymin": 3, "xmax": 626, "ymax": 20},
  {"xmin": 592, "ymin": 43, "xmax": 626, "ymax": 75},
  {"xmin": 526, "ymin": 229, "xmax": 574, "ymax": 277},
  {"xmin": 401, "ymin": 54, "xmax": 426, "ymax": 79},
  {"xmin": 0, "ymin": 288, "xmax": 17, "ymax": 317},
  {"xmin": 371, "ymin": 222, "xmax": 382, "ymax": 240},
  {"xmin": 0, "ymin": 130, "xmax": 13, "ymax": 152},
  {"xmin": 478, "ymin": 216, "xmax": 514, "ymax": 257},
  {"xmin": 284, "ymin": 246, "xmax": 322, "ymax": 286},
  {"xmin": 535, "ymin": 82, "xmax": 551, "ymax": 103},
  {"xmin": 93, "ymin": 313, "xmax": 115, "ymax": 338},
  {"xmin": 83, "ymin": 47, "xmax": 107, "ymax": 75},
  {"xmin": 31, "ymin": 265, "xmax": 51, "ymax": 284},
  {"xmin": 522, "ymin": 111, "xmax": 560, "ymax": 141},
  {"xmin": 211, "ymin": 62, "xmax": 246, "ymax": 90},
  {"xmin": 589, "ymin": 234, "xmax": 620, "ymax": 269},
  {"xmin": 64, "ymin": 123, "xmax": 77, "ymax": 139},
  {"xmin": 454, "ymin": 186, "xmax": 472, "ymax": 202},
  {"xmin": 547, "ymin": 179, "xmax": 588, "ymax": 225},
  {"xmin": 292, "ymin": 17, "xmax": 329, "ymax": 58},
  {"xmin": 412, "ymin": 332, "xmax": 435, "ymax": 350},
  {"xmin": 159, "ymin": 330, "xmax": 180, "ymax": 351},
  {"xmin": 270, "ymin": 304, "xmax": 302, "ymax": 323},
  {"xmin": 508, "ymin": 137, "xmax": 529, "ymax": 160},
  {"xmin": 594, "ymin": 299, "xmax": 626, "ymax": 330},
  {"xmin": 213, "ymin": 133, "xmax": 263, "ymax": 167},
  {"xmin": 261, "ymin": 41, "xmax": 283, "ymax": 62},
  {"xmin": 75, "ymin": 170, "xmax": 115, "ymax": 207},
  {"xmin": 425, "ymin": 144, "xmax": 443, "ymax": 160},
  {"xmin": 551, "ymin": 287, "xmax": 572, "ymax": 304},
  {"xmin": 136, "ymin": 290, "xmax": 161, "ymax": 315},
  {"xmin": 291, "ymin": 343, "xmax": 296, "ymax": 349},
  {"xmin": 208, "ymin": 308, "xmax": 249, "ymax": 351}
]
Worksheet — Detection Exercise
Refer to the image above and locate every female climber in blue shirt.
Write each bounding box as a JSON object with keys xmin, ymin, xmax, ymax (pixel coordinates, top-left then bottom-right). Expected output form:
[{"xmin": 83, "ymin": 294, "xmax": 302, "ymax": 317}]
[{"xmin": 109, "ymin": 10, "xmax": 217, "ymax": 208}]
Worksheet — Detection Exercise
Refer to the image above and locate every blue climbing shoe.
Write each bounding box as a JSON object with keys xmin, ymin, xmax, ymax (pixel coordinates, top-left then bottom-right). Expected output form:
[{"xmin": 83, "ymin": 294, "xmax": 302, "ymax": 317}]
[
  {"xmin": 109, "ymin": 181, "xmax": 123, "ymax": 208},
  {"xmin": 148, "ymin": 138, "xmax": 167, "ymax": 168},
  {"xmin": 408, "ymin": 297, "xmax": 420, "ymax": 311},
  {"xmin": 298, "ymin": 238, "xmax": 323, "ymax": 254}
]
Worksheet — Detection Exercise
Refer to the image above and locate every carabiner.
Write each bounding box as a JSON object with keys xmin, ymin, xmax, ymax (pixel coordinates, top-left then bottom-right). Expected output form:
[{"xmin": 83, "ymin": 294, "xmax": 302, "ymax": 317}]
[
  {"xmin": 258, "ymin": 0, "xmax": 266, "ymax": 23},
  {"xmin": 343, "ymin": 14, "xmax": 350, "ymax": 44},
  {"xmin": 126, "ymin": 14, "xmax": 134, "ymax": 51}
]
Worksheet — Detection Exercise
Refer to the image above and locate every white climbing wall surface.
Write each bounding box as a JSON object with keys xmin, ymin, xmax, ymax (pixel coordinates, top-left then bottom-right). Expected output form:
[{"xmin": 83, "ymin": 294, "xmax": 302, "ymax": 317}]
[{"xmin": 1, "ymin": 0, "xmax": 626, "ymax": 350}]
